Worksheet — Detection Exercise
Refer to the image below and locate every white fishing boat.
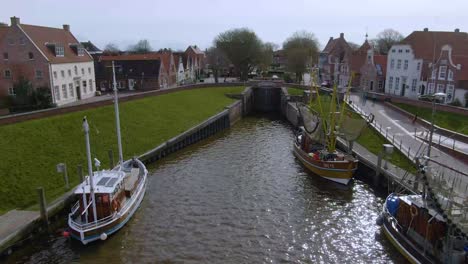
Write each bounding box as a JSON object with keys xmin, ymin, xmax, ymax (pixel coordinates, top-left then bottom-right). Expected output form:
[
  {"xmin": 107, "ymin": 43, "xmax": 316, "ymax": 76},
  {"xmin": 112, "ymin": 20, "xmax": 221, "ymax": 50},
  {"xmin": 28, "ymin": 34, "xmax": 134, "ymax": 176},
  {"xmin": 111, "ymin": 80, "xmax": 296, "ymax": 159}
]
[{"xmin": 68, "ymin": 62, "xmax": 148, "ymax": 245}]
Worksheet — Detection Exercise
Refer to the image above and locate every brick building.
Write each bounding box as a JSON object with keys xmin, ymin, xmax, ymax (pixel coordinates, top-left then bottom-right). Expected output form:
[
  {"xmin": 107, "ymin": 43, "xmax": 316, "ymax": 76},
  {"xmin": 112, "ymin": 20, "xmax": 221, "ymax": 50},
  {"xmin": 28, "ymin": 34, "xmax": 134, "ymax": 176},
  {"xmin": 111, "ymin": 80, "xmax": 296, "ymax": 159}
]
[{"xmin": 0, "ymin": 17, "xmax": 96, "ymax": 106}]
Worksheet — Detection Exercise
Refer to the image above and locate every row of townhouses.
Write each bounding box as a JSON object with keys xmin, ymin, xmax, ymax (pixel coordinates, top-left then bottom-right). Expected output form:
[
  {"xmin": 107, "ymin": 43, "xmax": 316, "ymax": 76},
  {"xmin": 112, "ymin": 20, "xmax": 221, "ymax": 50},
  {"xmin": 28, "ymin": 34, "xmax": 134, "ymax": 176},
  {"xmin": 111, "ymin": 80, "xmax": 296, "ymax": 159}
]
[
  {"xmin": 0, "ymin": 17, "xmax": 205, "ymax": 109},
  {"xmin": 318, "ymin": 29, "xmax": 468, "ymax": 104}
]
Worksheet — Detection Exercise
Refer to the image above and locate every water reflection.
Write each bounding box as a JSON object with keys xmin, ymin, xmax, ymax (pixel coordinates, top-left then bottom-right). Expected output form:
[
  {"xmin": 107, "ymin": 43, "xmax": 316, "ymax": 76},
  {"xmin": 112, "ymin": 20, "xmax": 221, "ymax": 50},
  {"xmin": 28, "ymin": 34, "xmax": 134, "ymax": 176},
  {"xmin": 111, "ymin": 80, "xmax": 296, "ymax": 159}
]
[{"xmin": 5, "ymin": 115, "xmax": 405, "ymax": 263}]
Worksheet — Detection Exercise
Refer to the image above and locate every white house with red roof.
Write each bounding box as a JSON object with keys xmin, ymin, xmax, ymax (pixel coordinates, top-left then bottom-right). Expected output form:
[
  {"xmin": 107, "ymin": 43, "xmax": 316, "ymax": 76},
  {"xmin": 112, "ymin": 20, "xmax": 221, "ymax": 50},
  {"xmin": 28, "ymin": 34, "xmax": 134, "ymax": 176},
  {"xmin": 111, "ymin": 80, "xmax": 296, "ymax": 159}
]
[
  {"xmin": 385, "ymin": 28, "xmax": 468, "ymax": 104},
  {"xmin": 0, "ymin": 17, "xmax": 96, "ymax": 106}
]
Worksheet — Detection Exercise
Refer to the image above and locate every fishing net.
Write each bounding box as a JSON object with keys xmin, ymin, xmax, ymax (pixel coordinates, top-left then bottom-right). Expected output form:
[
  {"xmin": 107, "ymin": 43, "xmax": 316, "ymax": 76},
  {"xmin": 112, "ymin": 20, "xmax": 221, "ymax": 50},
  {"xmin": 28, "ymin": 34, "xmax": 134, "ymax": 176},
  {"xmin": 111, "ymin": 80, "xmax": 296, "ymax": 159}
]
[
  {"xmin": 338, "ymin": 116, "xmax": 367, "ymax": 141},
  {"xmin": 297, "ymin": 103, "xmax": 324, "ymax": 142}
]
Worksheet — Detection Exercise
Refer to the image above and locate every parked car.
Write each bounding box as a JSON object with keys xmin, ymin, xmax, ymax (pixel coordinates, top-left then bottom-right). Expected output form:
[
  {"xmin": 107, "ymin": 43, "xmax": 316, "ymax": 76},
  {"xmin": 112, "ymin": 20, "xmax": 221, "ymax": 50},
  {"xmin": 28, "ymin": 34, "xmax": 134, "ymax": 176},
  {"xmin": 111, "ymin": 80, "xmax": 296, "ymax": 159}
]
[{"xmin": 321, "ymin": 81, "xmax": 331, "ymax": 88}]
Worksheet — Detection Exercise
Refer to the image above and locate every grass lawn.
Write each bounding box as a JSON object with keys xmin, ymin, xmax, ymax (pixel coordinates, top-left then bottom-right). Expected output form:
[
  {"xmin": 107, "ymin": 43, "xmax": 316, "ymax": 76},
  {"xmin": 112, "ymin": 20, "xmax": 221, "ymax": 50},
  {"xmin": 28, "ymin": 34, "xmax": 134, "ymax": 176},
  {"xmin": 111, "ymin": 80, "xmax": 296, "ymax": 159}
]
[
  {"xmin": 393, "ymin": 102, "xmax": 468, "ymax": 135},
  {"xmin": 309, "ymin": 95, "xmax": 416, "ymax": 173},
  {"xmin": 0, "ymin": 87, "xmax": 245, "ymax": 213},
  {"xmin": 287, "ymin": 87, "xmax": 306, "ymax": 96}
]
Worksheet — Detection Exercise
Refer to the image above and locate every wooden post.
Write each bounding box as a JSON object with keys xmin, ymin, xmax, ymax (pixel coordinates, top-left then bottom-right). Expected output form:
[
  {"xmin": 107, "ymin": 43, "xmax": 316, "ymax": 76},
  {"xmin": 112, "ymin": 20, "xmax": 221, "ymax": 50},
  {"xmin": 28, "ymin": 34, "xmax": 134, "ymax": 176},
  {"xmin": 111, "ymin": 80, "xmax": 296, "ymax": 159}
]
[
  {"xmin": 453, "ymin": 139, "xmax": 456, "ymax": 150},
  {"xmin": 37, "ymin": 187, "xmax": 48, "ymax": 227},
  {"xmin": 392, "ymin": 134, "xmax": 395, "ymax": 143},
  {"xmin": 108, "ymin": 149, "xmax": 114, "ymax": 169},
  {"xmin": 348, "ymin": 140, "xmax": 354, "ymax": 155},
  {"xmin": 414, "ymin": 127, "xmax": 417, "ymax": 137},
  {"xmin": 77, "ymin": 165, "xmax": 84, "ymax": 182},
  {"xmin": 63, "ymin": 163, "xmax": 69, "ymax": 189},
  {"xmin": 374, "ymin": 152, "xmax": 383, "ymax": 186},
  {"xmin": 438, "ymin": 135, "xmax": 442, "ymax": 145},
  {"xmin": 408, "ymin": 147, "xmax": 411, "ymax": 157}
]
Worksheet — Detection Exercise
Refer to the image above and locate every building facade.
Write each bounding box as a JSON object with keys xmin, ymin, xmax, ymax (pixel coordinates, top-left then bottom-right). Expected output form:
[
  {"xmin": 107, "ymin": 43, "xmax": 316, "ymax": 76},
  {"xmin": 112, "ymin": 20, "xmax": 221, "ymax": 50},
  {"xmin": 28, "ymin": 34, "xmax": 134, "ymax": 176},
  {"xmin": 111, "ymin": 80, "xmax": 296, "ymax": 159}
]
[
  {"xmin": 385, "ymin": 29, "xmax": 468, "ymax": 104},
  {"xmin": 0, "ymin": 17, "xmax": 96, "ymax": 106},
  {"xmin": 318, "ymin": 33, "xmax": 353, "ymax": 88},
  {"xmin": 359, "ymin": 48, "xmax": 387, "ymax": 93}
]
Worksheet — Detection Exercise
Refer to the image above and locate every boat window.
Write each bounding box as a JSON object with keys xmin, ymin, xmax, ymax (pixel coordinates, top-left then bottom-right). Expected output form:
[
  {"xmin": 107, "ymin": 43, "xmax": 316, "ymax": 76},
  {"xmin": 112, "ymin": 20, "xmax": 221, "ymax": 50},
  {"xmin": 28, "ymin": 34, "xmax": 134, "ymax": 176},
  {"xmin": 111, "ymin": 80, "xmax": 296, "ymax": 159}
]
[
  {"xmin": 97, "ymin": 177, "xmax": 111, "ymax": 186},
  {"xmin": 106, "ymin": 178, "xmax": 118, "ymax": 187}
]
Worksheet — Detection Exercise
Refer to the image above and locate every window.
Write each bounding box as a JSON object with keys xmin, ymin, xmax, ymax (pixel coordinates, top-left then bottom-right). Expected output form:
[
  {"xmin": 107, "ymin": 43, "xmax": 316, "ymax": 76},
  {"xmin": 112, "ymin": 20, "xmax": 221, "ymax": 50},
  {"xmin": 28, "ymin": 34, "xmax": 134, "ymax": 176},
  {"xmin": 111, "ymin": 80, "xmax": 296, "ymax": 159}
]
[
  {"xmin": 53, "ymin": 71, "xmax": 57, "ymax": 79},
  {"xmin": 417, "ymin": 62, "xmax": 421, "ymax": 71},
  {"xmin": 81, "ymin": 68, "xmax": 84, "ymax": 75},
  {"xmin": 428, "ymin": 83, "xmax": 434, "ymax": 94},
  {"xmin": 390, "ymin": 59, "xmax": 395, "ymax": 69},
  {"xmin": 403, "ymin": 60, "xmax": 408, "ymax": 70},
  {"xmin": 19, "ymin": 37, "xmax": 25, "ymax": 45},
  {"xmin": 438, "ymin": 66, "xmax": 447, "ymax": 79},
  {"xmin": 89, "ymin": 79, "xmax": 93, "ymax": 92},
  {"xmin": 68, "ymin": 69, "xmax": 72, "ymax": 77},
  {"xmin": 448, "ymin": 70, "xmax": 453, "ymax": 80},
  {"xmin": 389, "ymin": 77, "xmax": 393, "ymax": 89},
  {"xmin": 437, "ymin": 84, "xmax": 444, "ymax": 92},
  {"xmin": 61, "ymin": 70, "xmax": 65, "ymax": 78},
  {"xmin": 431, "ymin": 69, "xmax": 437, "ymax": 79},
  {"xmin": 398, "ymin": 49, "xmax": 402, "ymax": 53},
  {"xmin": 397, "ymin": 60, "xmax": 402, "ymax": 69},
  {"xmin": 3, "ymin": 53, "xmax": 8, "ymax": 60},
  {"xmin": 69, "ymin": 83, "xmax": 74, "ymax": 97},
  {"xmin": 7, "ymin": 38, "xmax": 14, "ymax": 45},
  {"xmin": 28, "ymin": 52, "xmax": 34, "ymax": 60},
  {"xmin": 395, "ymin": 77, "xmax": 400, "ymax": 90},
  {"xmin": 82, "ymin": 80, "xmax": 87, "ymax": 93},
  {"xmin": 391, "ymin": 49, "xmax": 395, "ymax": 53},
  {"xmin": 8, "ymin": 87, "xmax": 15, "ymax": 95},
  {"xmin": 411, "ymin": 79, "xmax": 417, "ymax": 92},
  {"xmin": 55, "ymin": 45, "xmax": 65, "ymax": 56},
  {"xmin": 54, "ymin": 85, "xmax": 60, "ymax": 101},
  {"xmin": 74, "ymin": 66, "xmax": 78, "ymax": 75},
  {"xmin": 78, "ymin": 46, "xmax": 85, "ymax": 56},
  {"xmin": 62, "ymin": 84, "xmax": 68, "ymax": 99},
  {"xmin": 4, "ymin": 70, "xmax": 11, "ymax": 78},
  {"xmin": 378, "ymin": 80, "xmax": 383, "ymax": 89},
  {"xmin": 35, "ymin": 70, "xmax": 43, "ymax": 79},
  {"xmin": 88, "ymin": 67, "xmax": 91, "ymax": 74},
  {"xmin": 405, "ymin": 49, "xmax": 410, "ymax": 53}
]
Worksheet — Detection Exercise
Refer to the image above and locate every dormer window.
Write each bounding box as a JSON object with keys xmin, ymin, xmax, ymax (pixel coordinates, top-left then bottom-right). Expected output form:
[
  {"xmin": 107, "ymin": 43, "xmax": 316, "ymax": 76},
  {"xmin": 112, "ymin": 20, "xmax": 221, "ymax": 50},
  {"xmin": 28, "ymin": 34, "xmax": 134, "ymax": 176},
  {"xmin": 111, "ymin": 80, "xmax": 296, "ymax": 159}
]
[
  {"xmin": 55, "ymin": 45, "xmax": 65, "ymax": 57},
  {"xmin": 78, "ymin": 46, "xmax": 85, "ymax": 56},
  {"xmin": 28, "ymin": 52, "xmax": 34, "ymax": 60}
]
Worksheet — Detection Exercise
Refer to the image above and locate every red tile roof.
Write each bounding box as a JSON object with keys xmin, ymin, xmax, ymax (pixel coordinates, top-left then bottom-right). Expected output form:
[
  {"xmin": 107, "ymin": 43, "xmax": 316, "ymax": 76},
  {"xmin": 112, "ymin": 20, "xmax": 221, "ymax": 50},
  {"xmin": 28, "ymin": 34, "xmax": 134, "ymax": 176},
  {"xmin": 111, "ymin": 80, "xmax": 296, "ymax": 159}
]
[
  {"xmin": 100, "ymin": 53, "xmax": 163, "ymax": 61},
  {"xmin": 20, "ymin": 24, "xmax": 93, "ymax": 63}
]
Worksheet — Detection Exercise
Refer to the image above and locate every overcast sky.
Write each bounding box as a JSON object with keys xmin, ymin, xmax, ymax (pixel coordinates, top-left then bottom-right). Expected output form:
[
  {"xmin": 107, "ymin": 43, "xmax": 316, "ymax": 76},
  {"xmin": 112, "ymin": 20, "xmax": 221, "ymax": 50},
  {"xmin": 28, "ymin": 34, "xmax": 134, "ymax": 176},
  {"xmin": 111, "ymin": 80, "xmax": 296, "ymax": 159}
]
[{"xmin": 2, "ymin": 0, "xmax": 467, "ymax": 51}]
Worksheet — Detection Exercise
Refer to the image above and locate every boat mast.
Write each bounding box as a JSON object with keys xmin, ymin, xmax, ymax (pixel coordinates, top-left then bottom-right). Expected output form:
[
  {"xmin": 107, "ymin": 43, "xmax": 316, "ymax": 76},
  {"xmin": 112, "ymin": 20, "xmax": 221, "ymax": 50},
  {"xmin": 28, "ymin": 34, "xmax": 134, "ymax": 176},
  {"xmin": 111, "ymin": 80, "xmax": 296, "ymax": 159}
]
[
  {"xmin": 112, "ymin": 61, "xmax": 124, "ymax": 166},
  {"xmin": 83, "ymin": 117, "xmax": 98, "ymax": 223}
]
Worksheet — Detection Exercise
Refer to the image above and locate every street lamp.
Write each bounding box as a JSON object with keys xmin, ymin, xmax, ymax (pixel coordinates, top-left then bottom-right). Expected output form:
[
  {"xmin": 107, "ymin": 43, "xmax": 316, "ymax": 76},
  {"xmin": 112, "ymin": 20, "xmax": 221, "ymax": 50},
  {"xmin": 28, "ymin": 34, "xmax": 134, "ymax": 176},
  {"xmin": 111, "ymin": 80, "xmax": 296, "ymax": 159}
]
[{"xmin": 419, "ymin": 92, "xmax": 446, "ymax": 163}]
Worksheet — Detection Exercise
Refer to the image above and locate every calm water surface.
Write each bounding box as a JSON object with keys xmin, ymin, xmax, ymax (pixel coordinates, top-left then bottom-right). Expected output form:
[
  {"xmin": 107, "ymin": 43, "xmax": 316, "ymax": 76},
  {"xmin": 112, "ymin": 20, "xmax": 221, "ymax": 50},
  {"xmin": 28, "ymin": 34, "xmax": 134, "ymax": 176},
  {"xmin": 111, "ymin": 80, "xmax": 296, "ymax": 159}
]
[{"xmin": 7, "ymin": 115, "xmax": 405, "ymax": 263}]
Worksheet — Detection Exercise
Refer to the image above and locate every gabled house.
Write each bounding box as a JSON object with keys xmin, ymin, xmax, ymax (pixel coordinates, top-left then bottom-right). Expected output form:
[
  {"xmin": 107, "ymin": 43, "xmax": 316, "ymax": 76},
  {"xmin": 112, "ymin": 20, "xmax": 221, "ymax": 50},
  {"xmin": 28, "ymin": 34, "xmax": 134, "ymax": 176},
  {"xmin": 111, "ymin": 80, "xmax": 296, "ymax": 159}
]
[
  {"xmin": 185, "ymin": 45, "xmax": 205, "ymax": 81},
  {"xmin": 360, "ymin": 47, "xmax": 387, "ymax": 93},
  {"xmin": 385, "ymin": 28, "xmax": 468, "ymax": 104},
  {"xmin": 157, "ymin": 50, "xmax": 177, "ymax": 87},
  {"xmin": 96, "ymin": 54, "xmax": 167, "ymax": 91},
  {"xmin": 0, "ymin": 17, "xmax": 96, "ymax": 106},
  {"xmin": 173, "ymin": 53, "xmax": 186, "ymax": 85},
  {"xmin": 318, "ymin": 33, "xmax": 353, "ymax": 88}
]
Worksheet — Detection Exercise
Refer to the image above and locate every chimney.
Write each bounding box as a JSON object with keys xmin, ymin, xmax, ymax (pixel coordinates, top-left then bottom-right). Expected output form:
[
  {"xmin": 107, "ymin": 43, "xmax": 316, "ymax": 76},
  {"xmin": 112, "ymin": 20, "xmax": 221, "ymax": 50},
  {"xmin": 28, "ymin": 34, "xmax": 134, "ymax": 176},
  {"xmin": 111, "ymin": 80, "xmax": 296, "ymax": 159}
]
[
  {"xmin": 423, "ymin": 28, "xmax": 429, "ymax": 32},
  {"xmin": 340, "ymin": 33, "xmax": 344, "ymax": 39},
  {"xmin": 63, "ymin": 24, "xmax": 70, "ymax": 32},
  {"xmin": 10, "ymin": 16, "xmax": 20, "ymax": 26},
  {"xmin": 455, "ymin": 28, "xmax": 460, "ymax": 33},
  {"xmin": 329, "ymin": 37, "xmax": 333, "ymax": 41}
]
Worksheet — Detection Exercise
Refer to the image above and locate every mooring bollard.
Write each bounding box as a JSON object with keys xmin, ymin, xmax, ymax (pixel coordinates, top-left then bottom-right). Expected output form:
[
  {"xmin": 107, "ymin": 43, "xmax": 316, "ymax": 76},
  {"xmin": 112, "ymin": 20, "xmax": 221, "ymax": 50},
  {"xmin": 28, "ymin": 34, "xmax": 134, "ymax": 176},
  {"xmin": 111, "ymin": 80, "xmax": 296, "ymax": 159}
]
[
  {"xmin": 375, "ymin": 152, "xmax": 383, "ymax": 186},
  {"xmin": 37, "ymin": 187, "xmax": 49, "ymax": 227},
  {"xmin": 77, "ymin": 165, "xmax": 84, "ymax": 182},
  {"xmin": 108, "ymin": 149, "xmax": 114, "ymax": 169}
]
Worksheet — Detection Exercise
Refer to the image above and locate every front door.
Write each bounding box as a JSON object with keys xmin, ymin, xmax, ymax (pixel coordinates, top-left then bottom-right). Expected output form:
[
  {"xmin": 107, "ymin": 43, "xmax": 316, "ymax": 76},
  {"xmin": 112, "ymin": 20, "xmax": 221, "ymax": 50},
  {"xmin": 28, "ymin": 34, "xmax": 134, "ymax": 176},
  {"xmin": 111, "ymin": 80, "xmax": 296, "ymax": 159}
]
[
  {"xmin": 128, "ymin": 79, "xmax": 135, "ymax": 90},
  {"xmin": 75, "ymin": 80, "xmax": 81, "ymax": 100},
  {"xmin": 370, "ymin": 81, "xmax": 374, "ymax": 91}
]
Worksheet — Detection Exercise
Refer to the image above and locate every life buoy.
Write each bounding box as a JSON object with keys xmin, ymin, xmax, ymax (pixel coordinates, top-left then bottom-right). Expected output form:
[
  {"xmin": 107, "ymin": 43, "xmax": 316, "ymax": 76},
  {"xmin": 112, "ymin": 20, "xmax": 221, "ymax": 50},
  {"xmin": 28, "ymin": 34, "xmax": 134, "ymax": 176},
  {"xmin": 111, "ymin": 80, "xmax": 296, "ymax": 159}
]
[
  {"xmin": 367, "ymin": 113, "xmax": 375, "ymax": 124},
  {"xmin": 410, "ymin": 204, "xmax": 418, "ymax": 217}
]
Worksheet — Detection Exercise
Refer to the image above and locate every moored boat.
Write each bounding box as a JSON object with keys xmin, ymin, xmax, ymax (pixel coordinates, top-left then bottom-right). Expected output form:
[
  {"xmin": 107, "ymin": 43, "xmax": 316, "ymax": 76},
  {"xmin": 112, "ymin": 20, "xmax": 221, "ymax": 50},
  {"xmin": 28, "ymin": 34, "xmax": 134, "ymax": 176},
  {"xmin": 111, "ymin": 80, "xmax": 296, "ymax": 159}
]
[{"xmin": 68, "ymin": 61, "xmax": 148, "ymax": 245}]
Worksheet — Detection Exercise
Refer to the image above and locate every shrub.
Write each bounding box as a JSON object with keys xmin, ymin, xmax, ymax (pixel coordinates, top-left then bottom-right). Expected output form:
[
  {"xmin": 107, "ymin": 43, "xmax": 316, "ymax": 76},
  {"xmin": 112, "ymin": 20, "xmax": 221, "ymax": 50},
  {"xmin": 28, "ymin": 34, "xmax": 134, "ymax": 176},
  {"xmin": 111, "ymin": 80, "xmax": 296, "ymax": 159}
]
[{"xmin": 449, "ymin": 98, "xmax": 462, "ymax": 107}]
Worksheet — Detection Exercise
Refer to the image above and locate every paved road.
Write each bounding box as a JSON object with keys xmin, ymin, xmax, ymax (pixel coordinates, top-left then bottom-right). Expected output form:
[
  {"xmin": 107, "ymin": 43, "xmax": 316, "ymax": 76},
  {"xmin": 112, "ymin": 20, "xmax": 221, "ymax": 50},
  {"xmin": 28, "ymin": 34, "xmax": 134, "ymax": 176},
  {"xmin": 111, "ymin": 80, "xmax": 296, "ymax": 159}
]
[{"xmin": 349, "ymin": 93, "xmax": 468, "ymax": 200}]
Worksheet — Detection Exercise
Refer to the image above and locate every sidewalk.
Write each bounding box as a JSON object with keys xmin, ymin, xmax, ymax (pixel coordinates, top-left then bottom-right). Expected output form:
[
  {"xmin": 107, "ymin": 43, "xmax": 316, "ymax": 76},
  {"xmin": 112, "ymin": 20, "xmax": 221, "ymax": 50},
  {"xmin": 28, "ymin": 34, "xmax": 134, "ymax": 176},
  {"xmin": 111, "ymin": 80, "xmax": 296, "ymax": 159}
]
[{"xmin": 348, "ymin": 93, "xmax": 468, "ymax": 199}]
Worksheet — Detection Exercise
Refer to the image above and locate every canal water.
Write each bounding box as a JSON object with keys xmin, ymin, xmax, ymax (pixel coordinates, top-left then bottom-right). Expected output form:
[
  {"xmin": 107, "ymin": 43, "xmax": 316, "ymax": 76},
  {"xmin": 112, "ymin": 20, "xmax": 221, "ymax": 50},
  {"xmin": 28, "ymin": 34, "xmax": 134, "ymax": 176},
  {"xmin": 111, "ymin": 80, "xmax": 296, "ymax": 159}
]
[{"xmin": 6, "ymin": 115, "xmax": 406, "ymax": 263}]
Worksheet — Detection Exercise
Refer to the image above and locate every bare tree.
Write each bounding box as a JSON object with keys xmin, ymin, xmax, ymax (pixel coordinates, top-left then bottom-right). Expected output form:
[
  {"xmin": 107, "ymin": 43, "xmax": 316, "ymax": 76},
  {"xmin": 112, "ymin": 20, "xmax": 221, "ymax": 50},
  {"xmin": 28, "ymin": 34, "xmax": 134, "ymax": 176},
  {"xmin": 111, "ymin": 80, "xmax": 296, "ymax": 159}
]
[
  {"xmin": 129, "ymin": 39, "xmax": 153, "ymax": 54},
  {"xmin": 372, "ymin": 29, "xmax": 404, "ymax": 54},
  {"xmin": 206, "ymin": 47, "xmax": 230, "ymax": 83},
  {"xmin": 215, "ymin": 28, "xmax": 264, "ymax": 81},
  {"xmin": 283, "ymin": 31, "xmax": 320, "ymax": 83},
  {"xmin": 103, "ymin": 43, "xmax": 120, "ymax": 55},
  {"xmin": 257, "ymin": 42, "xmax": 276, "ymax": 74}
]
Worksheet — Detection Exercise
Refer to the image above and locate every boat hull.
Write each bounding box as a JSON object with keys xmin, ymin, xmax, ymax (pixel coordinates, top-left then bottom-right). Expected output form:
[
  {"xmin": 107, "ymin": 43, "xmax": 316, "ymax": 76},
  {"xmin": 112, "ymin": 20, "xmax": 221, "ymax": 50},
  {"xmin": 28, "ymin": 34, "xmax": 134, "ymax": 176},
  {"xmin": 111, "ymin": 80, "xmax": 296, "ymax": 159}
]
[
  {"xmin": 292, "ymin": 143, "xmax": 357, "ymax": 185},
  {"xmin": 69, "ymin": 171, "xmax": 147, "ymax": 245}
]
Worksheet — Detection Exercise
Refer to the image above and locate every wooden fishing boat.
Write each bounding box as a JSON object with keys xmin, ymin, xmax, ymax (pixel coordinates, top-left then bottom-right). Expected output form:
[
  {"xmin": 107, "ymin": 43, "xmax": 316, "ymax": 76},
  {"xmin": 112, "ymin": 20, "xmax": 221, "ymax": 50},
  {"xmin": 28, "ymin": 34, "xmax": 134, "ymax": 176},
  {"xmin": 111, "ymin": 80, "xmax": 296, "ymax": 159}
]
[
  {"xmin": 293, "ymin": 130, "xmax": 358, "ymax": 185},
  {"xmin": 293, "ymin": 70, "xmax": 363, "ymax": 185},
  {"xmin": 68, "ymin": 61, "xmax": 148, "ymax": 245}
]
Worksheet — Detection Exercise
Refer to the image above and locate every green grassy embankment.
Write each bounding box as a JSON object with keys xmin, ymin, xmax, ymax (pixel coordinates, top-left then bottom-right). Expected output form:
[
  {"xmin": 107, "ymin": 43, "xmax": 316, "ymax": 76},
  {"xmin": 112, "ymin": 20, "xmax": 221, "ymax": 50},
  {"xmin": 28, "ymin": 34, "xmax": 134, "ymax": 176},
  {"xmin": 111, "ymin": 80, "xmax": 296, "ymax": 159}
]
[
  {"xmin": 309, "ymin": 95, "xmax": 416, "ymax": 173},
  {"xmin": 0, "ymin": 87, "xmax": 245, "ymax": 214},
  {"xmin": 287, "ymin": 87, "xmax": 306, "ymax": 96},
  {"xmin": 392, "ymin": 102, "xmax": 468, "ymax": 135}
]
